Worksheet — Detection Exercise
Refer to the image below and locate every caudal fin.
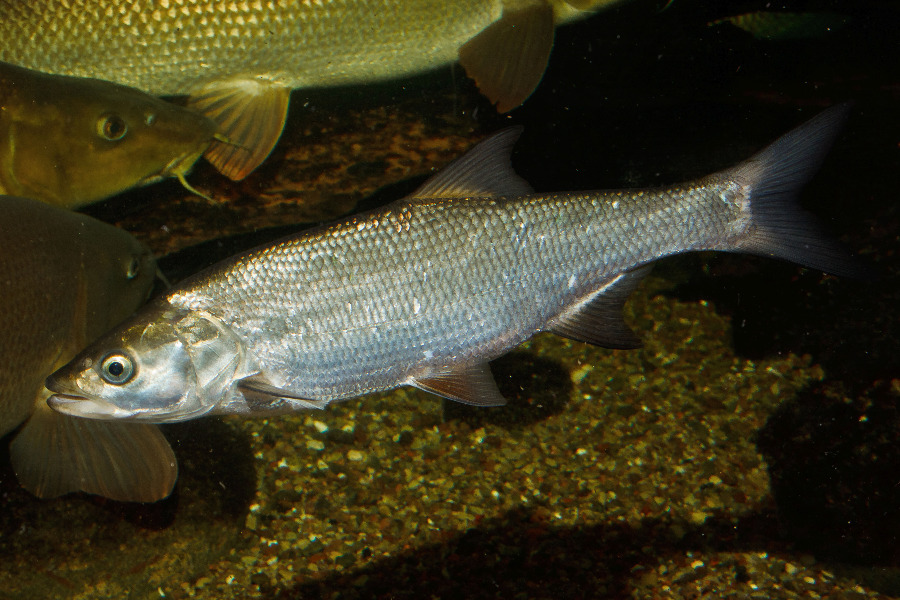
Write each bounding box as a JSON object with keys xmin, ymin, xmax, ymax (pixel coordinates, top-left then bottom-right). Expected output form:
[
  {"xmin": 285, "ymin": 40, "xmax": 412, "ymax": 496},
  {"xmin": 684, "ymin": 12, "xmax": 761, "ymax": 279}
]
[{"xmin": 728, "ymin": 103, "xmax": 868, "ymax": 278}]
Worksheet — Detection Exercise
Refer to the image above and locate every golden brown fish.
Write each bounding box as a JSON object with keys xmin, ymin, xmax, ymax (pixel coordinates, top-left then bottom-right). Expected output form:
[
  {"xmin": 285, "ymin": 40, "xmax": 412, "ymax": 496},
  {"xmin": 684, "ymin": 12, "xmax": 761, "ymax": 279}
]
[
  {"xmin": 0, "ymin": 196, "xmax": 176, "ymax": 502},
  {"xmin": 0, "ymin": 0, "xmax": 628, "ymax": 180},
  {"xmin": 0, "ymin": 61, "xmax": 217, "ymax": 208}
]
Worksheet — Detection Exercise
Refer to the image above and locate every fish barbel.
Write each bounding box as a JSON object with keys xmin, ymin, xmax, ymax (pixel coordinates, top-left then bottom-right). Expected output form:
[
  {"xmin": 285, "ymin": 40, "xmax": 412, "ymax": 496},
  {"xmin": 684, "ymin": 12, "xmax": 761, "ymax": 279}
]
[
  {"xmin": 0, "ymin": 196, "xmax": 176, "ymax": 502},
  {"xmin": 46, "ymin": 105, "xmax": 861, "ymax": 424},
  {"xmin": 0, "ymin": 61, "xmax": 217, "ymax": 208},
  {"xmin": 0, "ymin": 0, "xmax": 627, "ymax": 180}
]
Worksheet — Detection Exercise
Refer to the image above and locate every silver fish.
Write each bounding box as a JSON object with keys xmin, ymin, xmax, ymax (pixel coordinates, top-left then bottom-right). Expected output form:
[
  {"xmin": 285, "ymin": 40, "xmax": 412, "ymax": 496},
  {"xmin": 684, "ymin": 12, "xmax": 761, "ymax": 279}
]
[
  {"xmin": 46, "ymin": 106, "xmax": 860, "ymax": 424},
  {"xmin": 0, "ymin": 196, "xmax": 176, "ymax": 501},
  {"xmin": 0, "ymin": 0, "xmax": 626, "ymax": 180}
]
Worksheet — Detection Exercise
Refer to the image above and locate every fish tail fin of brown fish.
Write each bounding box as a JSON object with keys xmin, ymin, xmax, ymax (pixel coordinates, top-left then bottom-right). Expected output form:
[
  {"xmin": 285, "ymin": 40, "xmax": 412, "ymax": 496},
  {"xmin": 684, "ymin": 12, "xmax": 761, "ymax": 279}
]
[
  {"xmin": 723, "ymin": 103, "xmax": 870, "ymax": 279},
  {"xmin": 9, "ymin": 393, "xmax": 177, "ymax": 503}
]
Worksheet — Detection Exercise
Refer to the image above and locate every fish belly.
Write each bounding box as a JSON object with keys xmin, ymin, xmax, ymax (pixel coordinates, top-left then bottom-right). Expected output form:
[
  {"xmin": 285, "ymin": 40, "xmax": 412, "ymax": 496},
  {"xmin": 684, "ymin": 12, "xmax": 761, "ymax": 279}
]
[
  {"xmin": 181, "ymin": 188, "xmax": 741, "ymax": 403},
  {"xmin": 0, "ymin": 0, "xmax": 499, "ymax": 94}
]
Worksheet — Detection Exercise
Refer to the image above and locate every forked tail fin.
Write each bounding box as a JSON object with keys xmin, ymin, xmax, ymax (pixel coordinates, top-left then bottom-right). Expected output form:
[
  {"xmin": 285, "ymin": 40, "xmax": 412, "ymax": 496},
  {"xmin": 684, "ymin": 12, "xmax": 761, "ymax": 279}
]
[{"xmin": 727, "ymin": 104, "xmax": 869, "ymax": 278}]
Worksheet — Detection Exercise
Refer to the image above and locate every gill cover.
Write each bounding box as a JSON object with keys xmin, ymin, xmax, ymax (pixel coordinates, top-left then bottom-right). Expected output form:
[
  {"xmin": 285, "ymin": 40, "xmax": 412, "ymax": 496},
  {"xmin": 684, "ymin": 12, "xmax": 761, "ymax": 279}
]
[{"xmin": 48, "ymin": 305, "xmax": 247, "ymax": 423}]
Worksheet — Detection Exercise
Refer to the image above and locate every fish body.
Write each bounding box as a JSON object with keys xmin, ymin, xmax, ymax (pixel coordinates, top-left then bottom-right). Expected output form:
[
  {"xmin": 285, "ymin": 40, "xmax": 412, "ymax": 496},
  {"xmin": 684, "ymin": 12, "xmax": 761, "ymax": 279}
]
[
  {"xmin": 709, "ymin": 11, "xmax": 849, "ymax": 40},
  {"xmin": 46, "ymin": 106, "xmax": 859, "ymax": 424},
  {"xmin": 0, "ymin": 61, "xmax": 217, "ymax": 208},
  {"xmin": 0, "ymin": 196, "xmax": 176, "ymax": 501},
  {"xmin": 0, "ymin": 0, "xmax": 626, "ymax": 179}
]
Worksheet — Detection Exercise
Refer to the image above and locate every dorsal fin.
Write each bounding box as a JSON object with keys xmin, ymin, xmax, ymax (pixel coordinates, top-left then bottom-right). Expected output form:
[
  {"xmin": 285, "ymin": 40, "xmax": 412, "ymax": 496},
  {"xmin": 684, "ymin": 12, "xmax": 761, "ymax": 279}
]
[
  {"xmin": 549, "ymin": 265, "xmax": 653, "ymax": 349},
  {"xmin": 411, "ymin": 127, "xmax": 533, "ymax": 200},
  {"xmin": 410, "ymin": 362, "xmax": 507, "ymax": 406}
]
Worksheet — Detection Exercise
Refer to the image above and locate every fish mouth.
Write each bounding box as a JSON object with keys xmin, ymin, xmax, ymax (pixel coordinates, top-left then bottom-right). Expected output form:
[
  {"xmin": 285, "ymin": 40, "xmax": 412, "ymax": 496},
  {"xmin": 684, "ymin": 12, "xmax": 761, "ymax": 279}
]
[
  {"xmin": 146, "ymin": 147, "xmax": 206, "ymax": 185},
  {"xmin": 149, "ymin": 148, "xmax": 212, "ymax": 200},
  {"xmin": 47, "ymin": 394, "xmax": 137, "ymax": 420}
]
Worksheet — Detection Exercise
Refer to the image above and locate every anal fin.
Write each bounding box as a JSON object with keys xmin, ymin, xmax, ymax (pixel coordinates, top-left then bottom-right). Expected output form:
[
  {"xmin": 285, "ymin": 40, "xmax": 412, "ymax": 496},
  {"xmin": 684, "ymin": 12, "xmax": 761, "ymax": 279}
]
[
  {"xmin": 188, "ymin": 78, "xmax": 291, "ymax": 180},
  {"xmin": 411, "ymin": 362, "xmax": 507, "ymax": 406},
  {"xmin": 10, "ymin": 394, "xmax": 177, "ymax": 502},
  {"xmin": 458, "ymin": 4, "xmax": 555, "ymax": 112},
  {"xmin": 549, "ymin": 265, "xmax": 653, "ymax": 349}
]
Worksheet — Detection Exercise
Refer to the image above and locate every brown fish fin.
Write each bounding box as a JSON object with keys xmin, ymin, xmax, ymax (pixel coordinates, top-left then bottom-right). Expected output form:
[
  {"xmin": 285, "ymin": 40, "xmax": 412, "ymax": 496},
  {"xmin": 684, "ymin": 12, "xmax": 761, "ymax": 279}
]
[
  {"xmin": 458, "ymin": 4, "xmax": 554, "ymax": 112},
  {"xmin": 411, "ymin": 127, "xmax": 533, "ymax": 199},
  {"xmin": 411, "ymin": 363, "xmax": 507, "ymax": 406},
  {"xmin": 728, "ymin": 103, "xmax": 872, "ymax": 279},
  {"xmin": 238, "ymin": 378, "xmax": 330, "ymax": 410},
  {"xmin": 188, "ymin": 78, "xmax": 291, "ymax": 180},
  {"xmin": 10, "ymin": 394, "xmax": 177, "ymax": 502},
  {"xmin": 548, "ymin": 265, "xmax": 653, "ymax": 349}
]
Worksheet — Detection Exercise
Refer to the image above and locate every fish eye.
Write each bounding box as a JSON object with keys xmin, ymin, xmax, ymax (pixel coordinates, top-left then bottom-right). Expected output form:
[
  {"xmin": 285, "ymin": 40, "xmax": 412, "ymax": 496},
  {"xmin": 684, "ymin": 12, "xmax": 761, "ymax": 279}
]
[
  {"xmin": 98, "ymin": 114, "xmax": 128, "ymax": 141},
  {"xmin": 126, "ymin": 256, "xmax": 141, "ymax": 280},
  {"xmin": 144, "ymin": 112, "xmax": 156, "ymax": 126},
  {"xmin": 100, "ymin": 353, "xmax": 135, "ymax": 385}
]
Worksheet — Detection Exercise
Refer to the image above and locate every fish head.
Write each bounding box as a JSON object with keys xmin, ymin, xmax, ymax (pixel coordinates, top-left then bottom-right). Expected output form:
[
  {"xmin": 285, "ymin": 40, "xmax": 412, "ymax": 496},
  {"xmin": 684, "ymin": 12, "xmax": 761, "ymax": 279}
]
[
  {"xmin": 46, "ymin": 304, "xmax": 245, "ymax": 423},
  {"xmin": 82, "ymin": 227, "xmax": 158, "ymax": 338},
  {"xmin": 62, "ymin": 81, "xmax": 219, "ymax": 202},
  {"xmin": 5, "ymin": 66, "xmax": 218, "ymax": 208}
]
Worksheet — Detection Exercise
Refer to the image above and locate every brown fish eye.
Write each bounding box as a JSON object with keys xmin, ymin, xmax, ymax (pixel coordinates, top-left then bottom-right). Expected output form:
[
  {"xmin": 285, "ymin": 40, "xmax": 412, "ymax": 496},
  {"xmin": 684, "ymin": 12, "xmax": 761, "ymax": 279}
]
[
  {"xmin": 98, "ymin": 115, "xmax": 128, "ymax": 141},
  {"xmin": 126, "ymin": 256, "xmax": 141, "ymax": 280},
  {"xmin": 100, "ymin": 354, "xmax": 135, "ymax": 385}
]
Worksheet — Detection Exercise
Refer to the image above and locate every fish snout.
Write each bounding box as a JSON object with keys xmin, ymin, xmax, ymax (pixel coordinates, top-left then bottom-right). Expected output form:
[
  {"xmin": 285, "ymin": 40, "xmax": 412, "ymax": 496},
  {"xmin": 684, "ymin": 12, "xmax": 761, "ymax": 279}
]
[
  {"xmin": 44, "ymin": 367, "xmax": 79, "ymax": 397},
  {"xmin": 44, "ymin": 363, "xmax": 134, "ymax": 420}
]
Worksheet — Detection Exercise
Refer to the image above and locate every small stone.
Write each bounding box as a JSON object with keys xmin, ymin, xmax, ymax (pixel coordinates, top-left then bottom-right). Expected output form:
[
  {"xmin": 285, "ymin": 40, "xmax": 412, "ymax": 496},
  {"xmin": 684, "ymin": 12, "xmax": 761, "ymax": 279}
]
[
  {"xmin": 347, "ymin": 450, "xmax": 365, "ymax": 461},
  {"xmin": 689, "ymin": 510, "xmax": 708, "ymax": 525},
  {"xmin": 335, "ymin": 553, "xmax": 356, "ymax": 567}
]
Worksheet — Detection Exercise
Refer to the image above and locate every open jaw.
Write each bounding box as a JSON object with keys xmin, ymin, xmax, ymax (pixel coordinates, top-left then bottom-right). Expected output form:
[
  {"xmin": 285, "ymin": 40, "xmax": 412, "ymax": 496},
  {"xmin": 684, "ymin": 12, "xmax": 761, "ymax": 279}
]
[{"xmin": 46, "ymin": 393, "xmax": 137, "ymax": 420}]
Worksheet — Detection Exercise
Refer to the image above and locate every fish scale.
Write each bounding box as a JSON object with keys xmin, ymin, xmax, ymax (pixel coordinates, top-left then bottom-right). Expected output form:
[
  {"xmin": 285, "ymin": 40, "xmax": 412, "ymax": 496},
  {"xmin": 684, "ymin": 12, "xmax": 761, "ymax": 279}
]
[
  {"xmin": 187, "ymin": 187, "xmax": 738, "ymax": 400},
  {"xmin": 0, "ymin": 0, "xmax": 497, "ymax": 93},
  {"xmin": 45, "ymin": 106, "xmax": 862, "ymax": 423},
  {"xmin": 0, "ymin": 0, "xmax": 617, "ymax": 179}
]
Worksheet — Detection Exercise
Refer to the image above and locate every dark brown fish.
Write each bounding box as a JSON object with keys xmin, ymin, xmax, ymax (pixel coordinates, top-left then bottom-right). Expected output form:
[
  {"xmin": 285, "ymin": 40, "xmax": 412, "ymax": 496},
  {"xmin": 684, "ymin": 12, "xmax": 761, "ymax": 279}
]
[{"xmin": 1, "ymin": 196, "xmax": 176, "ymax": 501}]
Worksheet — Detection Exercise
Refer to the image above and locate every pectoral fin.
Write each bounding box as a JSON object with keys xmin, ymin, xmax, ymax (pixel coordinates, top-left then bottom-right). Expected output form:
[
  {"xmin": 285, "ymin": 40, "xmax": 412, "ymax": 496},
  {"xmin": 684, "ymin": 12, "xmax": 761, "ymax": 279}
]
[
  {"xmin": 10, "ymin": 394, "xmax": 177, "ymax": 502},
  {"xmin": 458, "ymin": 5, "xmax": 555, "ymax": 112},
  {"xmin": 411, "ymin": 363, "xmax": 507, "ymax": 406},
  {"xmin": 237, "ymin": 378, "xmax": 330, "ymax": 411},
  {"xmin": 188, "ymin": 78, "xmax": 291, "ymax": 180},
  {"xmin": 549, "ymin": 265, "xmax": 653, "ymax": 349}
]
